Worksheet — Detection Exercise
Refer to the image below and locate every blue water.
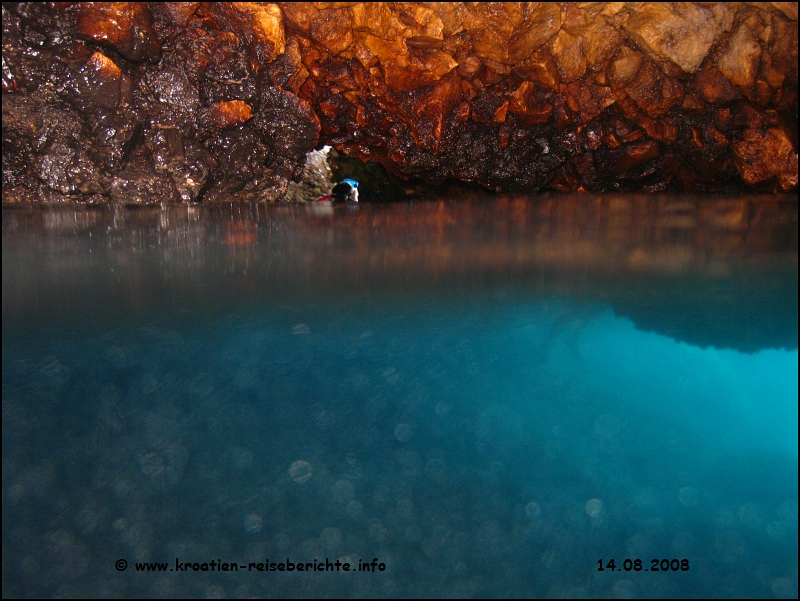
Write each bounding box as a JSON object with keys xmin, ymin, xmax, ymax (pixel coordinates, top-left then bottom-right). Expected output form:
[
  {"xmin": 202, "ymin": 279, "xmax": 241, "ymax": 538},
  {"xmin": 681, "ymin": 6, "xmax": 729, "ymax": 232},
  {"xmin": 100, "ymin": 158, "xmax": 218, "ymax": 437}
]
[{"xmin": 2, "ymin": 200, "xmax": 797, "ymax": 598}]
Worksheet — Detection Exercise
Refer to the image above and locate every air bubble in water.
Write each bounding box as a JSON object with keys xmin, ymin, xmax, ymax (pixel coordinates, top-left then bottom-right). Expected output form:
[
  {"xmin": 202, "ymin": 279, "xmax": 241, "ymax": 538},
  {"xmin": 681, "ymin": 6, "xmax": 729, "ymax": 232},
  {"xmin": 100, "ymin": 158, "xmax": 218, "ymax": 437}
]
[
  {"xmin": 292, "ymin": 324, "xmax": 310, "ymax": 335},
  {"xmin": 331, "ymin": 479, "xmax": 355, "ymax": 503},
  {"xmin": 244, "ymin": 514, "xmax": 263, "ymax": 533},
  {"xmin": 525, "ymin": 502, "xmax": 542, "ymax": 520},
  {"xmin": 346, "ymin": 500, "xmax": 363, "ymax": 519},
  {"xmin": 319, "ymin": 527, "xmax": 342, "ymax": 551},
  {"xmin": 585, "ymin": 498, "xmax": 604, "ymax": 518},
  {"xmin": 678, "ymin": 486, "xmax": 699, "ymax": 507},
  {"xmin": 289, "ymin": 460, "xmax": 312, "ymax": 483},
  {"xmin": 394, "ymin": 423, "xmax": 412, "ymax": 442},
  {"xmin": 140, "ymin": 454, "xmax": 164, "ymax": 477}
]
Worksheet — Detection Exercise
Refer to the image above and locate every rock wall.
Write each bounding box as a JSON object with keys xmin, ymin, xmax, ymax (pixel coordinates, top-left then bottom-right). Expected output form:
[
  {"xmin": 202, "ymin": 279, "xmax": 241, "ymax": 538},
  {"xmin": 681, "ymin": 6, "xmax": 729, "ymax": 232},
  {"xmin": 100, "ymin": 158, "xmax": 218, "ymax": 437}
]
[{"xmin": 2, "ymin": 2, "xmax": 798, "ymax": 202}]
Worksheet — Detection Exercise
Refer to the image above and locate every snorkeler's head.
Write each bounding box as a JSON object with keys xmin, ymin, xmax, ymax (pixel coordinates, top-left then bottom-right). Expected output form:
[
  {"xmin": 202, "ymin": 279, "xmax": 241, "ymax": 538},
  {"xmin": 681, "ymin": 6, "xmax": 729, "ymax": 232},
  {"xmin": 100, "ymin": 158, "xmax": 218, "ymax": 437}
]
[{"xmin": 343, "ymin": 178, "xmax": 359, "ymax": 188}]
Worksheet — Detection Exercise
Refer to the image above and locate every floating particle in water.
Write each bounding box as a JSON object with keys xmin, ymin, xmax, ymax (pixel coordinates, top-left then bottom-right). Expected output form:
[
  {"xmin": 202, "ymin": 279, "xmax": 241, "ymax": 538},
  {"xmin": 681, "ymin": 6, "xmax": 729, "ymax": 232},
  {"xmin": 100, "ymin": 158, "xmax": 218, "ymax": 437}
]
[
  {"xmin": 6, "ymin": 483, "xmax": 25, "ymax": 504},
  {"xmin": 230, "ymin": 447, "xmax": 254, "ymax": 472},
  {"xmin": 738, "ymin": 503, "xmax": 764, "ymax": 530},
  {"xmin": 525, "ymin": 502, "xmax": 542, "ymax": 520},
  {"xmin": 383, "ymin": 368, "xmax": 399, "ymax": 383},
  {"xmin": 766, "ymin": 520, "xmax": 791, "ymax": 539},
  {"xmin": 113, "ymin": 478, "xmax": 133, "ymax": 498},
  {"xmin": 190, "ymin": 373, "xmax": 215, "ymax": 397},
  {"xmin": 777, "ymin": 500, "xmax": 798, "ymax": 525},
  {"xmin": 311, "ymin": 404, "xmax": 335, "ymax": 430},
  {"xmin": 625, "ymin": 533, "xmax": 651, "ymax": 557},
  {"xmin": 289, "ymin": 460, "xmax": 312, "ymax": 483},
  {"xmin": 611, "ymin": 579, "xmax": 636, "ymax": 599},
  {"xmin": 331, "ymin": 479, "xmax": 355, "ymax": 503},
  {"xmin": 234, "ymin": 369, "xmax": 257, "ymax": 390},
  {"xmin": 672, "ymin": 532, "xmax": 695, "ymax": 556},
  {"xmin": 594, "ymin": 414, "xmax": 623, "ymax": 438},
  {"xmin": 140, "ymin": 453, "xmax": 165, "ymax": 477},
  {"xmin": 424, "ymin": 458, "xmax": 447, "ymax": 482},
  {"xmin": 273, "ymin": 532, "xmax": 291, "ymax": 553},
  {"xmin": 544, "ymin": 439, "xmax": 564, "ymax": 458},
  {"xmin": 394, "ymin": 450, "xmax": 422, "ymax": 476},
  {"xmin": 585, "ymin": 498, "xmax": 604, "ymax": 518},
  {"xmin": 292, "ymin": 324, "xmax": 310, "ymax": 335},
  {"xmin": 394, "ymin": 423, "xmax": 412, "ymax": 442},
  {"xmin": 475, "ymin": 405, "xmax": 524, "ymax": 454},
  {"xmin": 397, "ymin": 499, "xmax": 414, "ymax": 519},
  {"xmin": 349, "ymin": 370, "xmax": 369, "ymax": 388},
  {"xmin": 106, "ymin": 345, "xmax": 133, "ymax": 369},
  {"xmin": 771, "ymin": 577, "xmax": 798, "ymax": 598},
  {"xmin": 319, "ymin": 527, "xmax": 342, "ymax": 551},
  {"xmin": 244, "ymin": 514, "xmax": 263, "ymax": 533},
  {"xmin": 434, "ymin": 402, "xmax": 451, "ymax": 416},
  {"xmin": 74, "ymin": 508, "xmax": 100, "ymax": 536},
  {"xmin": 714, "ymin": 530, "xmax": 746, "ymax": 563},
  {"xmin": 633, "ymin": 487, "xmax": 659, "ymax": 511},
  {"xmin": 406, "ymin": 524, "xmax": 422, "ymax": 542},
  {"xmin": 39, "ymin": 356, "xmax": 70, "ymax": 385},
  {"xmin": 120, "ymin": 522, "xmax": 154, "ymax": 562},
  {"xmin": 346, "ymin": 500, "xmax": 363, "ymax": 520},
  {"xmin": 715, "ymin": 507, "xmax": 738, "ymax": 528},
  {"xmin": 678, "ymin": 486, "xmax": 699, "ymax": 507},
  {"xmin": 205, "ymin": 584, "xmax": 226, "ymax": 598},
  {"xmin": 369, "ymin": 519, "xmax": 388, "ymax": 543}
]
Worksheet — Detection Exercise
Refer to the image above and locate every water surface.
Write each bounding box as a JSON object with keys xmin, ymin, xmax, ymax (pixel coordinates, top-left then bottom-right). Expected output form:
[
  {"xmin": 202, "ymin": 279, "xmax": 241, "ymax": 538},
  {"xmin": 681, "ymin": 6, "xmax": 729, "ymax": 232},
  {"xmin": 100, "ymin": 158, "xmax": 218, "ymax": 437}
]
[{"xmin": 2, "ymin": 197, "xmax": 797, "ymax": 598}]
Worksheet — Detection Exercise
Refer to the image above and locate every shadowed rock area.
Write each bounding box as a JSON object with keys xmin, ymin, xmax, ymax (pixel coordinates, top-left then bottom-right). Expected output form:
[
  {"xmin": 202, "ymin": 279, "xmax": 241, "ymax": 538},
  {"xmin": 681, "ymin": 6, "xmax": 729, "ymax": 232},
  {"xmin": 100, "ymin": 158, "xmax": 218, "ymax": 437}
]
[{"xmin": 2, "ymin": 2, "xmax": 798, "ymax": 203}]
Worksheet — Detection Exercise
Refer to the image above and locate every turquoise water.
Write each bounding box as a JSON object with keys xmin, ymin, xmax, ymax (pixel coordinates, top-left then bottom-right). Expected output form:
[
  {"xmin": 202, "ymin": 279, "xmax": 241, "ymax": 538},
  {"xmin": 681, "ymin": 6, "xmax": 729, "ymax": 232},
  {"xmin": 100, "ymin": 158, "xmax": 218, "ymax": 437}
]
[{"xmin": 2, "ymin": 200, "xmax": 797, "ymax": 598}]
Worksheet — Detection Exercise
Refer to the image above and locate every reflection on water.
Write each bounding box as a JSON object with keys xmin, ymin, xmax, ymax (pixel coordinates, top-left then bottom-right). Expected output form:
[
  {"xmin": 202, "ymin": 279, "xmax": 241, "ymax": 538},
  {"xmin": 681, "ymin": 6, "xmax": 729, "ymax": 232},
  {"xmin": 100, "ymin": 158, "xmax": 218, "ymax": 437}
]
[{"xmin": 2, "ymin": 197, "xmax": 797, "ymax": 598}]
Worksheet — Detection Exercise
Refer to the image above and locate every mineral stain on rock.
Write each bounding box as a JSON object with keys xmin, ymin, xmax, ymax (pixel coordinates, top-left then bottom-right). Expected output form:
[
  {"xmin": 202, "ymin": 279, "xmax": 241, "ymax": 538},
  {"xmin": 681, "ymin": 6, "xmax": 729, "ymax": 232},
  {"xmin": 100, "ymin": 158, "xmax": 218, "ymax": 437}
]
[{"xmin": 2, "ymin": 2, "xmax": 797, "ymax": 203}]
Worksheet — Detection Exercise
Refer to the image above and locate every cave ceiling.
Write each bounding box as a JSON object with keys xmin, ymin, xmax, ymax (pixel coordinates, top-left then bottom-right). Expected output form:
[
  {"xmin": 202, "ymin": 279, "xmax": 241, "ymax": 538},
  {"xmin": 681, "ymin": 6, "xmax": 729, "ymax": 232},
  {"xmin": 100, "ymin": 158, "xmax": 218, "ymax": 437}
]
[{"xmin": 2, "ymin": 2, "xmax": 798, "ymax": 203}]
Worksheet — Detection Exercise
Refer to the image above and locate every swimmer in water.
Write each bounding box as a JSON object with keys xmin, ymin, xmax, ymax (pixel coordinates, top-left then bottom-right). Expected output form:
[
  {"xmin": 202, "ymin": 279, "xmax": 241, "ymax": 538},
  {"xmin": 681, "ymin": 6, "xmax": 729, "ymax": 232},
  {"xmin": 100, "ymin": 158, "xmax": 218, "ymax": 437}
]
[{"xmin": 317, "ymin": 179, "xmax": 359, "ymax": 202}]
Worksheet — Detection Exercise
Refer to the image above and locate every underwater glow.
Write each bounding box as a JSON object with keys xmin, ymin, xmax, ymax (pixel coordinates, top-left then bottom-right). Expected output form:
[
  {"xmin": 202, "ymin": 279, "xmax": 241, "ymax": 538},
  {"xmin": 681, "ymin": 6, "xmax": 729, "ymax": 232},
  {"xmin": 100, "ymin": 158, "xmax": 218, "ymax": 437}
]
[{"xmin": 2, "ymin": 202, "xmax": 796, "ymax": 598}]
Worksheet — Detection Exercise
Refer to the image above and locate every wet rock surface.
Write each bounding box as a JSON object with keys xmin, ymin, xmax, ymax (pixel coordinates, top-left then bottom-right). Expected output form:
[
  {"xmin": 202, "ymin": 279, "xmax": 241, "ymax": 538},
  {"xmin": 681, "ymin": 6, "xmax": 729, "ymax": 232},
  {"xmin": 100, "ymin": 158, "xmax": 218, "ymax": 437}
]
[{"xmin": 2, "ymin": 2, "xmax": 798, "ymax": 202}]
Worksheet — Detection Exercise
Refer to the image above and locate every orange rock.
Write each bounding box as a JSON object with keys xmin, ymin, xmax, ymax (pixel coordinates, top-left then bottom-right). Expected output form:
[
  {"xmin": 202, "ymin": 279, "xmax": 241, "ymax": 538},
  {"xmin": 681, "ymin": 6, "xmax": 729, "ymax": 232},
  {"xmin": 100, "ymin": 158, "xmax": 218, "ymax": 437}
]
[
  {"xmin": 383, "ymin": 48, "xmax": 458, "ymax": 92},
  {"xmin": 622, "ymin": 2, "xmax": 723, "ymax": 73},
  {"xmin": 565, "ymin": 82, "xmax": 615, "ymax": 125},
  {"xmin": 695, "ymin": 66, "xmax": 740, "ymax": 105},
  {"xmin": 580, "ymin": 18, "xmax": 622, "ymax": 72},
  {"xmin": 205, "ymin": 100, "xmax": 253, "ymax": 129},
  {"xmin": 4, "ymin": 1, "xmax": 797, "ymax": 199},
  {"xmin": 82, "ymin": 52, "xmax": 124, "ymax": 109},
  {"xmin": 283, "ymin": 3, "xmax": 353, "ymax": 54},
  {"xmin": 462, "ymin": 3, "xmax": 563, "ymax": 65},
  {"xmin": 550, "ymin": 29, "xmax": 586, "ymax": 84},
  {"xmin": 74, "ymin": 2, "xmax": 160, "ymax": 61},
  {"xmin": 608, "ymin": 46, "xmax": 644, "ymax": 89},
  {"xmin": 513, "ymin": 49, "xmax": 561, "ymax": 91},
  {"xmin": 210, "ymin": 3, "xmax": 285, "ymax": 63},
  {"xmin": 624, "ymin": 59, "xmax": 684, "ymax": 117},
  {"xmin": 407, "ymin": 72, "xmax": 462, "ymax": 151},
  {"xmin": 733, "ymin": 126, "xmax": 798, "ymax": 190},
  {"xmin": 613, "ymin": 139, "xmax": 660, "ymax": 174},
  {"xmin": 718, "ymin": 23, "xmax": 762, "ymax": 94},
  {"xmin": 507, "ymin": 81, "xmax": 554, "ymax": 125},
  {"xmin": 151, "ymin": 2, "xmax": 199, "ymax": 28}
]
